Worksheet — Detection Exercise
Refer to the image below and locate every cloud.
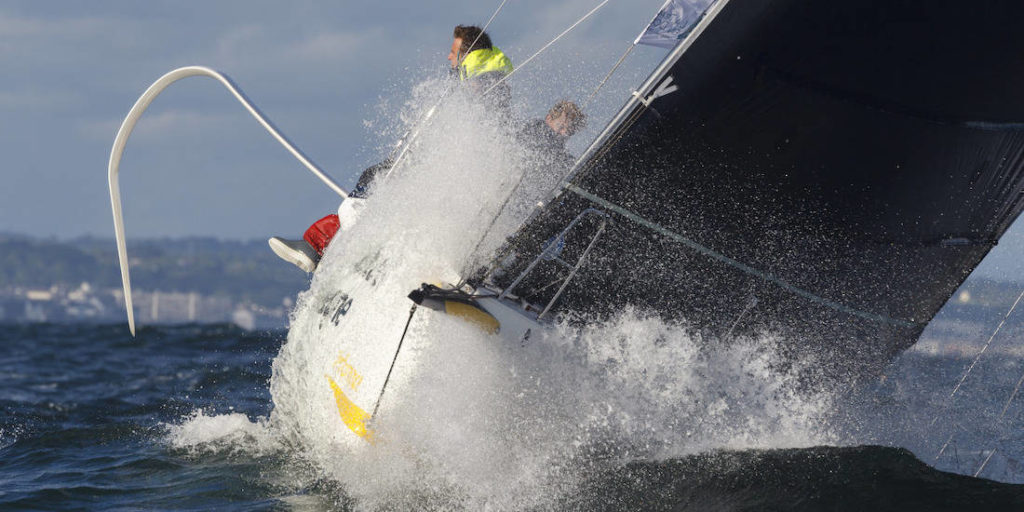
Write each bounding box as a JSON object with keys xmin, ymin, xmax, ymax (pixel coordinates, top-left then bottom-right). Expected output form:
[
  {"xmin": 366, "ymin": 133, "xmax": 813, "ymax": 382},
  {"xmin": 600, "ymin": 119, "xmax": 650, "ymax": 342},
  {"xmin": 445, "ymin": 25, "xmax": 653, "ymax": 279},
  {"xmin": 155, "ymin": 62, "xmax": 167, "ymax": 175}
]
[
  {"xmin": 287, "ymin": 31, "xmax": 371, "ymax": 63},
  {"xmin": 0, "ymin": 9, "xmax": 164, "ymax": 61},
  {"xmin": 0, "ymin": 10, "xmax": 117, "ymax": 38},
  {"xmin": 77, "ymin": 109, "xmax": 252, "ymax": 144},
  {"xmin": 0, "ymin": 0, "xmax": 673, "ymax": 239},
  {"xmin": 212, "ymin": 24, "xmax": 267, "ymax": 63},
  {"xmin": 211, "ymin": 22, "xmax": 370, "ymax": 64},
  {"xmin": 0, "ymin": 89, "xmax": 84, "ymax": 110},
  {"xmin": 207, "ymin": 24, "xmax": 395, "ymax": 80}
]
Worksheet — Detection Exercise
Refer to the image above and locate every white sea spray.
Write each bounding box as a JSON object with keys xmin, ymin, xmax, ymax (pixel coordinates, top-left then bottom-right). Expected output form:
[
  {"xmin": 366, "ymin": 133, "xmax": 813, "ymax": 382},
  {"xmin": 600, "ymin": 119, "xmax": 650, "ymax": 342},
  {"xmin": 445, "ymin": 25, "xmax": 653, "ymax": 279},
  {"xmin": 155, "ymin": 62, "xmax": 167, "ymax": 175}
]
[
  {"xmin": 167, "ymin": 77, "xmax": 837, "ymax": 510},
  {"xmin": 165, "ymin": 410, "xmax": 280, "ymax": 456}
]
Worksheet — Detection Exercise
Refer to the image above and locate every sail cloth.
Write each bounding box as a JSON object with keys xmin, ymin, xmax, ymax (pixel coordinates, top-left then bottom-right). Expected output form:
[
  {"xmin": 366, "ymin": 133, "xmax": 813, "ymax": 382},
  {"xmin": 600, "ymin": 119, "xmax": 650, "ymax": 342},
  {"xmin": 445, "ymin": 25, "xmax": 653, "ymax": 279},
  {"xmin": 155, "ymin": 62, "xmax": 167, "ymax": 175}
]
[
  {"xmin": 485, "ymin": 0, "xmax": 1024, "ymax": 380},
  {"xmin": 635, "ymin": 0, "xmax": 717, "ymax": 48}
]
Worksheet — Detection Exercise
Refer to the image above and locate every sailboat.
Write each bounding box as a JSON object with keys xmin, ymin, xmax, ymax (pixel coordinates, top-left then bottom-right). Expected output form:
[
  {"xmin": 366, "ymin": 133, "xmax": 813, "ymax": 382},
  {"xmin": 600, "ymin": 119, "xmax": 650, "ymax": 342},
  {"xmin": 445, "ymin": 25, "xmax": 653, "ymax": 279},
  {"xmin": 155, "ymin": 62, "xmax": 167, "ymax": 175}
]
[
  {"xmin": 110, "ymin": 0, "xmax": 1024, "ymax": 445},
  {"xmin": 418, "ymin": 0, "xmax": 1024, "ymax": 381}
]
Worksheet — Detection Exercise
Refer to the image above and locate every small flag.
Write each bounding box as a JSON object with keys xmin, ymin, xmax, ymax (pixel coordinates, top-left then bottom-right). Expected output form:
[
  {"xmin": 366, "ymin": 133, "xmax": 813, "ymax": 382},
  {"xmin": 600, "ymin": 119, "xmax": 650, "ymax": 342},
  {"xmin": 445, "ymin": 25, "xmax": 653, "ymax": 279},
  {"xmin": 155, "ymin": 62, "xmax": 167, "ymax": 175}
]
[{"xmin": 635, "ymin": 0, "xmax": 716, "ymax": 49}]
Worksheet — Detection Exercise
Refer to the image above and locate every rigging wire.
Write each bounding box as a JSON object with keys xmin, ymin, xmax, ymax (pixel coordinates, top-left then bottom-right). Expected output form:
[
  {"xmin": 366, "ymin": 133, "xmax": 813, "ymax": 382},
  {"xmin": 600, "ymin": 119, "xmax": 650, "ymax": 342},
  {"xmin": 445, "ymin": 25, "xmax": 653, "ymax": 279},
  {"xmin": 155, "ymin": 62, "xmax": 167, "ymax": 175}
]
[
  {"xmin": 452, "ymin": 1, "xmax": 623, "ymax": 279},
  {"xmin": 464, "ymin": 1, "xmax": 736, "ymax": 280},
  {"xmin": 975, "ymin": 449, "xmax": 997, "ymax": 478},
  {"xmin": 395, "ymin": 0, "xmax": 614, "ymax": 186},
  {"xmin": 465, "ymin": 11, "xmax": 662, "ymax": 281},
  {"xmin": 582, "ymin": 43, "xmax": 635, "ymax": 109},
  {"xmin": 971, "ymin": 295, "xmax": 1024, "ymax": 476},
  {"xmin": 475, "ymin": 0, "xmax": 658, "ymax": 245},
  {"xmin": 932, "ymin": 288, "xmax": 1024, "ymax": 462},
  {"xmin": 462, "ymin": 0, "xmax": 509, "ymax": 67},
  {"xmin": 372, "ymin": 304, "xmax": 418, "ymax": 417},
  {"xmin": 948, "ymin": 289, "xmax": 1024, "ymax": 399},
  {"xmin": 469, "ymin": 102, "xmax": 651, "ymax": 286},
  {"xmin": 384, "ymin": 0, "xmax": 510, "ymax": 179},
  {"xmin": 580, "ymin": 0, "xmax": 676, "ymax": 108},
  {"xmin": 456, "ymin": 166, "xmax": 531, "ymax": 284},
  {"xmin": 998, "ymin": 366, "xmax": 1024, "ymax": 420},
  {"xmin": 484, "ymin": 0, "xmax": 613, "ymax": 97},
  {"xmin": 722, "ymin": 295, "xmax": 758, "ymax": 341},
  {"xmin": 934, "ymin": 432, "xmax": 956, "ymax": 462}
]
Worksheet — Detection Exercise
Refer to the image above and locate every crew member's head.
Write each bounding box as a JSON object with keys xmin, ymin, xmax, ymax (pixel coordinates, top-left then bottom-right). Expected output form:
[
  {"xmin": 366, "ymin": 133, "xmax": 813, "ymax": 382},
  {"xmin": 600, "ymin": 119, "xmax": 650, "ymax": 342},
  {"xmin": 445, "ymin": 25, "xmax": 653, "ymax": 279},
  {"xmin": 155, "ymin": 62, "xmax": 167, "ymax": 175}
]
[
  {"xmin": 545, "ymin": 101, "xmax": 587, "ymax": 137},
  {"xmin": 449, "ymin": 25, "xmax": 493, "ymax": 68}
]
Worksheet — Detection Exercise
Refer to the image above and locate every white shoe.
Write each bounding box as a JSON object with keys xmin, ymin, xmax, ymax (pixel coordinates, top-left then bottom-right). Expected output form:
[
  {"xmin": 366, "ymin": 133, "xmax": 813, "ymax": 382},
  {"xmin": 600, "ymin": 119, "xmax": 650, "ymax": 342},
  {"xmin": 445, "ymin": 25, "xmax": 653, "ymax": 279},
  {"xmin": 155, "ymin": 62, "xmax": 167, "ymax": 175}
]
[{"xmin": 268, "ymin": 237, "xmax": 319, "ymax": 273}]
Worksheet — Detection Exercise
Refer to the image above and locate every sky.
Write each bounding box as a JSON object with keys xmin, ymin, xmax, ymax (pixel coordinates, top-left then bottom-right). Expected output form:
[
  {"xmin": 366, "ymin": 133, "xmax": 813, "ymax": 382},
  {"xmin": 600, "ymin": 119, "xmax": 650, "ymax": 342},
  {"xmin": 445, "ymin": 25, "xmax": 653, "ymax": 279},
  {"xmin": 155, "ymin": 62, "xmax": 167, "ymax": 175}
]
[
  {"xmin": 0, "ymin": 0, "xmax": 1021, "ymax": 281},
  {"xmin": 0, "ymin": 0, "xmax": 667, "ymax": 241}
]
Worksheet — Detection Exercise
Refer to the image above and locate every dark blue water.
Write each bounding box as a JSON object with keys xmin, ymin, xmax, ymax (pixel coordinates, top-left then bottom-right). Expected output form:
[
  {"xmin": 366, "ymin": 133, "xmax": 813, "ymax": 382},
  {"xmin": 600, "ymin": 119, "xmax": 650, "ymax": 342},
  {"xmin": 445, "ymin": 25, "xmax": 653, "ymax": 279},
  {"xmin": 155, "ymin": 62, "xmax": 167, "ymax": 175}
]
[
  {"xmin": 2, "ymin": 323, "xmax": 1023, "ymax": 511},
  {"xmin": 0, "ymin": 324, "xmax": 285, "ymax": 510}
]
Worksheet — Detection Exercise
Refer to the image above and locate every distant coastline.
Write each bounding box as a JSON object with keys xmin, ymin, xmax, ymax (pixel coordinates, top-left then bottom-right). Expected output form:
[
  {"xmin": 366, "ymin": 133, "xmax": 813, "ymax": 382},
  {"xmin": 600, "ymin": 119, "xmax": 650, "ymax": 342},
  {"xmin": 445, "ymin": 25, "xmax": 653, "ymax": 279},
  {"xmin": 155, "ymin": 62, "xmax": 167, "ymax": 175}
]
[
  {"xmin": 1, "ymin": 234, "xmax": 1022, "ymax": 350},
  {"xmin": 0, "ymin": 234, "xmax": 308, "ymax": 329}
]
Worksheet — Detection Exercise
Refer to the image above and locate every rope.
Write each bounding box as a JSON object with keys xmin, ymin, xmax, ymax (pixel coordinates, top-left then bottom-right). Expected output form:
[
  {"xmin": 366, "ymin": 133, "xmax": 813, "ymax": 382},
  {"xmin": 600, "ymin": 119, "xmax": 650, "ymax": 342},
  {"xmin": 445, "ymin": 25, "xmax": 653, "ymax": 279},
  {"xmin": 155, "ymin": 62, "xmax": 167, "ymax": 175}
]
[
  {"xmin": 485, "ymin": 0, "xmax": 613, "ymax": 97},
  {"xmin": 393, "ymin": 0, "xmax": 611, "ymax": 234},
  {"xmin": 457, "ymin": 165, "xmax": 532, "ymax": 282},
  {"xmin": 460, "ymin": 0, "xmax": 509, "ymax": 68},
  {"xmin": 582, "ymin": 44, "xmax": 635, "ymax": 109},
  {"xmin": 934, "ymin": 432, "xmax": 956, "ymax": 461},
  {"xmin": 948, "ymin": 289, "xmax": 1024, "ymax": 398},
  {"xmin": 385, "ymin": 0, "xmax": 511, "ymax": 179},
  {"xmin": 372, "ymin": 304, "xmax": 418, "ymax": 417},
  {"xmin": 968, "ymin": 289, "xmax": 1024, "ymax": 475},
  {"xmin": 722, "ymin": 295, "xmax": 758, "ymax": 341},
  {"xmin": 998, "ymin": 370, "xmax": 1024, "ymax": 420},
  {"xmin": 975, "ymin": 449, "xmax": 997, "ymax": 477},
  {"xmin": 462, "ymin": 2, "xmax": 626, "ymax": 278},
  {"xmin": 931, "ymin": 287, "xmax": 1024, "ymax": 462}
]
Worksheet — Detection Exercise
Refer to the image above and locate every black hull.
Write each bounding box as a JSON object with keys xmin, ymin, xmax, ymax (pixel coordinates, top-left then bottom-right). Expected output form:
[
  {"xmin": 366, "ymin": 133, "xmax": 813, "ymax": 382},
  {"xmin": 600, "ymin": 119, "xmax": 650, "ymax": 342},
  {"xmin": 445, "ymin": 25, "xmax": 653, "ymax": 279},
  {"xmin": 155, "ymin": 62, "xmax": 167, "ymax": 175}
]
[{"xmin": 493, "ymin": 0, "xmax": 1024, "ymax": 376}]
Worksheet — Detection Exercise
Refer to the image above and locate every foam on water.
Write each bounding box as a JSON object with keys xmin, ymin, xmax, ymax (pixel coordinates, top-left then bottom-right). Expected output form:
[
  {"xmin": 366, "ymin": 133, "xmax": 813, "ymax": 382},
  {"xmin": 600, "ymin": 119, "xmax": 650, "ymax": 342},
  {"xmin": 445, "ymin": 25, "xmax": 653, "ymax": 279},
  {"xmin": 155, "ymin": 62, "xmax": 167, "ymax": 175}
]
[
  {"xmin": 356, "ymin": 314, "xmax": 832, "ymax": 507},
  {"xmin": 166, "ymin": 410, "xmax": 280, "ymax": 456},
  {"xmin": 167, "ymin": 79, "xmax": 837, "ymax": 509},
  {"xmin": 0, "ymin": 428, "xmax": 14, "ymax": 452}
]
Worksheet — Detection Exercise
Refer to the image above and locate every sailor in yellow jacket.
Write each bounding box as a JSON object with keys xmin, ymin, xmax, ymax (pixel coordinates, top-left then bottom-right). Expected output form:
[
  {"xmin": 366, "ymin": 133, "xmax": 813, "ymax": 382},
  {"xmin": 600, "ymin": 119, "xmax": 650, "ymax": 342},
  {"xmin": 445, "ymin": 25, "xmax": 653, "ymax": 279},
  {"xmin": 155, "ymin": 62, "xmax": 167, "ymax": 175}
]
[
  {"xmin": 268, "ymin": 25, "xmax": 515, "ymax": 273},
  {"xmin": 448, "ymin": 25, "xmax": 514, "ymax": 110}
]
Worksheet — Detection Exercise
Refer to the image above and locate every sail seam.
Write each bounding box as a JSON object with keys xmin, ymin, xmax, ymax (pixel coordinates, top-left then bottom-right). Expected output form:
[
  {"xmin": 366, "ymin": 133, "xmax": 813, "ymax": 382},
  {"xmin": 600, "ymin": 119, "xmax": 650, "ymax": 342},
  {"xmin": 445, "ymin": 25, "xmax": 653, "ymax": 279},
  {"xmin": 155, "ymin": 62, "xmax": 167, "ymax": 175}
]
[{"xmin": 564, "ymin": 184, "xmax": 920, "ymax": 328}]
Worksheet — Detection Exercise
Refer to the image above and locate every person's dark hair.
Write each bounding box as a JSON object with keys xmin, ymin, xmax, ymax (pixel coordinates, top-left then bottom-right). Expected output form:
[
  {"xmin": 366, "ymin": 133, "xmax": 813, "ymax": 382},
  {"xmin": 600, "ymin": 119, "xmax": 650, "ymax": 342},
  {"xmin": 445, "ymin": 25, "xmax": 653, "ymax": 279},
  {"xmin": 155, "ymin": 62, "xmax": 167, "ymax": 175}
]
[
  {"xmin": 548, "ymin": 100, "xmax": 587, "ymax": 135},
  {"xmin": 454, "ymin": 25, "xmax": 493, "ymax": 54}
]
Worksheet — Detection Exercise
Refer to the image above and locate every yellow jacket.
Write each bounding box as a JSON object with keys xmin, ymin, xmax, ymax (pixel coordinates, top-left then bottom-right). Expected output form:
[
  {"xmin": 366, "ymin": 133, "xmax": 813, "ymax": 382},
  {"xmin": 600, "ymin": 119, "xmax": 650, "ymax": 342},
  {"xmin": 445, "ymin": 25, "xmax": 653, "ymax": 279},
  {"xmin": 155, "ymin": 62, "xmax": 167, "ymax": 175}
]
[{"xmin": 458, "ymin": 47, "xmax": 513, "ymax": 81}]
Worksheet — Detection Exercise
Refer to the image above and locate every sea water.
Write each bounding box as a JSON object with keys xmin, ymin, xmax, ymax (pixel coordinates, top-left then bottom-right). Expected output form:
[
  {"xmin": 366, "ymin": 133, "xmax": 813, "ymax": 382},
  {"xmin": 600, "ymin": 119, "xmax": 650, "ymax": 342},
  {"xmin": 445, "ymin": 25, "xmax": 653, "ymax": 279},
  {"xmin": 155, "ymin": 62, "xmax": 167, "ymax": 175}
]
[
  {"xmin": 3, "ymin": 324, "xmax": 1024, "ymax": 510},
  {"xmin": 259, "ymin": 83, "xmax": 843, "ymax": 507},
  {"xmin": 4, "ymin": 80, "xmax": 1024, "ymax": 510}
]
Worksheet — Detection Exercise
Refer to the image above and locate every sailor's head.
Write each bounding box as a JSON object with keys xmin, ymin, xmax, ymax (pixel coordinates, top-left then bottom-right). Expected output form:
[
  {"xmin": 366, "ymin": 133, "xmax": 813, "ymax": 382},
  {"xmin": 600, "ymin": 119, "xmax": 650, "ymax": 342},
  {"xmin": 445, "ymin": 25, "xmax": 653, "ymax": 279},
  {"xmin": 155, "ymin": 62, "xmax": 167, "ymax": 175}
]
[
  {"xmin": 449, "ymin": 25, "xmax": 493, "ymax": 68},
  {"xmin": 545, "ymin": 100, "xmax": 586, "ymax": 137}
]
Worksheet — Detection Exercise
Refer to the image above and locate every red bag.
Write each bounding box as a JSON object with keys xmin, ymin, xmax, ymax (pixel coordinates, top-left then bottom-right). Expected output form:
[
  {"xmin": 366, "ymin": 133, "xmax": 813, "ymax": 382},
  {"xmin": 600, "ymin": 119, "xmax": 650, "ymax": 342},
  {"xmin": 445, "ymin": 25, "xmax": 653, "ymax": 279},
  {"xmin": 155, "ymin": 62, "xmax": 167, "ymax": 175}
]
[{"xmin": 303, "ymin": 214, "xmax": 340, "ymax": 256}]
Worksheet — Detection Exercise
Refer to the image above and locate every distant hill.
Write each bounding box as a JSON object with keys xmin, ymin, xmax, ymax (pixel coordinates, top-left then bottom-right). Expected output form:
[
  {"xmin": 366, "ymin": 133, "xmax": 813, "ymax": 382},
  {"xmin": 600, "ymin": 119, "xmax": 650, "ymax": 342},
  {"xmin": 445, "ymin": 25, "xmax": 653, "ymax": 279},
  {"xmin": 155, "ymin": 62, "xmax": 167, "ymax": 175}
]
[
  {"xmin": 0, "ymin": 234, "xmax": 307, "ymax": 308},
  {"xmin": 1, "ymin": 233, "xmax": 1020, "ymax": 333}
]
